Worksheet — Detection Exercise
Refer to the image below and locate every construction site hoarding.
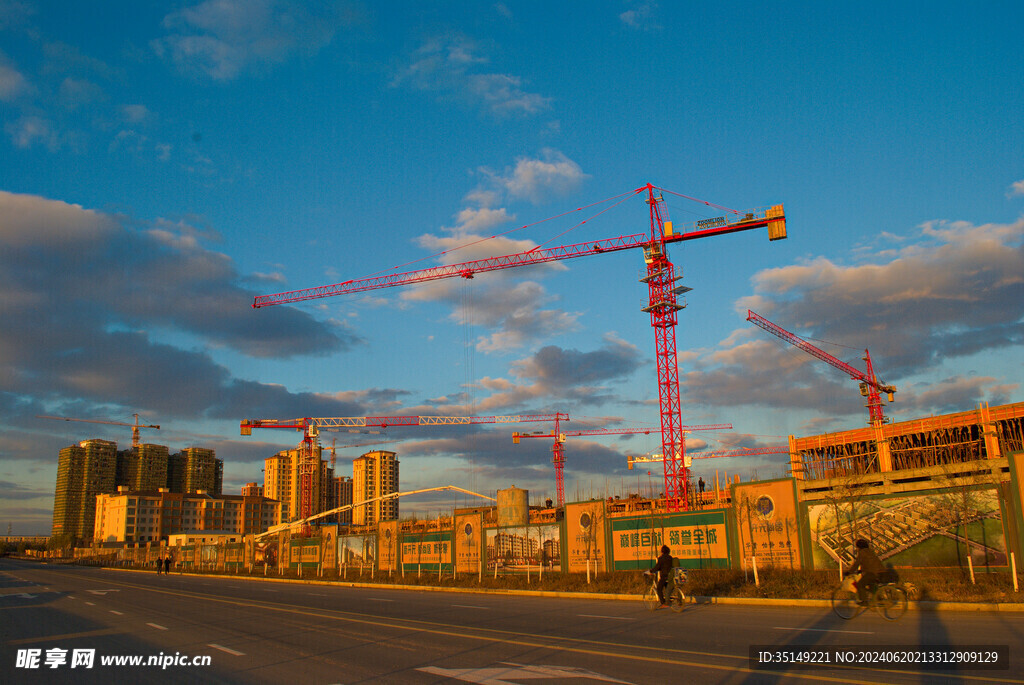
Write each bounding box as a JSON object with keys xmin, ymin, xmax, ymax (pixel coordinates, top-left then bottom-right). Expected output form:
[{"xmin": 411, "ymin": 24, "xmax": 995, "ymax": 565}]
[
  {"xmin": 378, "ymin": 521, "xmax": 399, "ymax": 571},
  {"xmin": 320, "ymin": 524, "xmax": 337, "ymax": 569},
  {"xmin": 288, "ymin": 537, "xmax": 320, "ymax": 569},
  {"xmin": 805, "ymin": 486, "xmax": 1009, "ymax": 571},
  {"xmin": 339, "ymin": 533, "xmax": 376, "ymax": 569},
  {"xmin": 486, "ymin": 524, "xmax": 560, "ymax": 573},
  {"xmin": 401, "ymin": 530, "xmax": 452, "ymax": 572},
  {"xmin": 611, "ymin": 511, "xmax": 729, "ymax": 570},
  {"xmin": 454, "ymin": 512, "xmax": 483, "ymax": 573},
  {"xmin": 564, "ymin": 500, "xmax": 607, "ymax": 573},
  {"xmin": 733, "ymin": 478, "xmax": 802, "ymax": 570}
]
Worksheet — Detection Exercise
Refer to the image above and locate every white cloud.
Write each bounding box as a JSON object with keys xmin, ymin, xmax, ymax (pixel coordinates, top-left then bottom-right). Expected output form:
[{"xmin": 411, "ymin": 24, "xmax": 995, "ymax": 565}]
[
  {"xmin": 394, "ymin": 35, "xmax": 551, "ymax": 116},
  {"xmin": 154, "ymin": 0, "xmax": 358, "ymax": 80},
  {"xmin": 0, "ymin": 61, "xmax": 28, "ymax": 101},
  {"xmin": 1009, "ymin": 179, "xmax": 1024, "ymax": 197},
  {"xmin": 620, "ymin": 2, "xmax": 661, "ymax": 31},
  {"xmin": 687, "ymin": 214, "xmax": 1024, "ymax": 419},
  {"xmin": 4, "ymin": 115, "xmax": 59, "ymax": 150}
]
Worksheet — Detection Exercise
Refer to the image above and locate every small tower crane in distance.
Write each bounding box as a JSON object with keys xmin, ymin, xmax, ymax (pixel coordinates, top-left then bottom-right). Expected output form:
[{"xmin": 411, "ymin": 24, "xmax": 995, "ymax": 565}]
[
  {"xmin": 746, "ymin": 310, "xmax": 896, "ymax": 427},
  {"xmin": 37, "ymin": 413, "xmax": 160, "ymax": 449},
  {"xmin": 241, "ymin": 413, "xmax": 568, "ymax": 525},
  {"xmin": 250, "ymin": 184, "xmax": 786, "ymax": 512},
  {"xmin": 513, "ymin": 420, "xmax": 732, "ymax": 507}
]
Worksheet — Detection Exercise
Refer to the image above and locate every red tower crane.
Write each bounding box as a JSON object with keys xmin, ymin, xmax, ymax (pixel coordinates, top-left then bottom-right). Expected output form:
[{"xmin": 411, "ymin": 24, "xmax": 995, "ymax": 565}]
[
  {"xmin": 513, "ymin": 420, "xmax": 731, "ymax": 507},
  {"xmin": 251, "ymin": 185, "xmax": 786, "ymax": 511},
  {"xmin": 241, "ymin": 413, "xmax": 567, "ymax": 523},
  {"xmin": 746, "ymin": 310, "xmax": 896, "ymax": 427},
  {"xmin": 37, "ymin": 413, "xmax": 160, "ymax": 448}
]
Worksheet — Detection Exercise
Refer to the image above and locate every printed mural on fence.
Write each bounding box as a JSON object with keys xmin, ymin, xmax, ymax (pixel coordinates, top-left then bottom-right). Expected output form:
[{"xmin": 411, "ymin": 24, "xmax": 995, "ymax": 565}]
[
  {"xmin": 565, "ymin": 501, "xmax": 607, "ymax": 573},
  {"xmin": 807, "ymin": 486, "xmax": 1008, "ymax": 570},
  {"xmin": 338, "ymin": 533, "xmax": 376, "ymax": 570},
  {"xmin": 486, "ymin": 524, "xmax": 561, "ymax": 572},
  {"xmin": 454, "ymin": 512, "xmax": 483, "ymax": 573},
  {"xmin": 378, "ymin": 521, "xmax": 398, "ymax": 572},
  {"xmin": 733, "ymin": 479, "xmax": 802, "ymax": 569},
  {"xmin": 611, "ymin": 511, "xmax": 728, "ymax": 570}
]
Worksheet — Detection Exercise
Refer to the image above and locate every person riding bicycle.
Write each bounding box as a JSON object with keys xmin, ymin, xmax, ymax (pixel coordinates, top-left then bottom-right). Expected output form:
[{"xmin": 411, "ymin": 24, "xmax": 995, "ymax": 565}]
[
  {"xmin": 845, "ymin": 538, "xmax": 885, "ymax": 605},
  {"xmin": 645, "ymin": 545, "xmax": 674, "ymax": 608}
]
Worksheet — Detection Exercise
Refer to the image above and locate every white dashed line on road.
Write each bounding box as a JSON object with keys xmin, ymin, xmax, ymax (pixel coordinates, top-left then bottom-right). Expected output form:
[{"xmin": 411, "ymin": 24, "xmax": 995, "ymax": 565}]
[
  {"xmin": 577, "ymin": 614, "xmax": 636, "ymax": 621},
  {"xmin": 208, "ymin": 643, "xmax": 245, "ymax": 656},
  {"xmin": 451, "ymin": 604, "xmax": 489, "ymax": 610},
  {"xmin": 110, "ymin": 610, "xmax": 123, "ymax": 615},
  {"xmin": 773, "ymin": 626, "xmax": 873, "ymax": 635},
  {"xmin": 147, "ymin": 623, "xmax": 168, "ymax": 631}
]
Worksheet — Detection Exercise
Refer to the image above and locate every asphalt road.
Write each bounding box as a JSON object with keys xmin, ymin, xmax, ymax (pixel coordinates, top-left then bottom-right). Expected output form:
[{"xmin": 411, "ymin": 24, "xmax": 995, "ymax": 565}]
[{"xmin": 2, "ymin": 558, "xmax": 1021, "ymax": 684}]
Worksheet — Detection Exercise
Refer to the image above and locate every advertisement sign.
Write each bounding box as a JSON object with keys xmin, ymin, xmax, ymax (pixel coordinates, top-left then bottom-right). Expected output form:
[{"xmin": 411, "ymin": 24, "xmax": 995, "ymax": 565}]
[
  {"xmin": 318, "ymin": 525, "xmax": 337, "ymax": 569},
  {"xmin": 485, "ymin": 524, "xmax": 560, "ymax": 572},
  {"xmin": 565, "ymin": 500, "xmax": 607, "ymax": 573},
  {"xmin": 734, "ymin": 479, "xmax": 802, "ymax": 569},
  {"xmin": 806, "ymin": 487, "xmax": 1008, "ymax": 570},
  {"xmin": 339, "ymin": 533, "xmax": 377, "ymax": 568},
  {"xmin": 288, "ymin": 538, "xmax": 320, "ymax": 568},
  {"xmin": 454, "ymin": 512, "xmax": 483, "ymax": 573},
  {"xmin": 378, "ymin": 521, "xmax": 399, "ymax": 572},
  {"xmin": 401, "ymin": 531, "xmax": 452, "ymax": 572},
  {"xmin": 611, "ymin": 511, "xmax": 728, "ymax": 570}
]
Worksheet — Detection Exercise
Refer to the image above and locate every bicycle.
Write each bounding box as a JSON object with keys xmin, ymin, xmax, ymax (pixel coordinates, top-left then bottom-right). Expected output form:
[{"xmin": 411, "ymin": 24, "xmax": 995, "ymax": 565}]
[
  {"xmin": 643, "ymin": 567, "xmax": 687, "ymax": 612},
  {"xmin": 831, "ymin": 573, "xmax": 908, "ymax": 621}
]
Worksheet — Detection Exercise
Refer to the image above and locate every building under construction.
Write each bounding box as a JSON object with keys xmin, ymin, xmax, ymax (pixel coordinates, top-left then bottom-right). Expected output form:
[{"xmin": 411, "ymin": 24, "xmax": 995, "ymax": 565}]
[{"xmin": 790, "ymin": 401, "xmax": 1024, "ymax": 490}]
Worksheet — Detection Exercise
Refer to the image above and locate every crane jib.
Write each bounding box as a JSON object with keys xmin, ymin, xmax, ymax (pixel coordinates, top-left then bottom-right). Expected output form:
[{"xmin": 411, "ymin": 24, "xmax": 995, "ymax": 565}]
[{"xmin": 252, "ymin": 209, "xmax": 780, "ymax": 308}]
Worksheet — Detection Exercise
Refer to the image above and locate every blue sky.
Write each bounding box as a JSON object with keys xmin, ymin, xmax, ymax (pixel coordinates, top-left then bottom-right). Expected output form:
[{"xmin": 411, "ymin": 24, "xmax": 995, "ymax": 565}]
[{"xmin": 1, "ymin": 1, "xmax": 1022, "ymax": 534}]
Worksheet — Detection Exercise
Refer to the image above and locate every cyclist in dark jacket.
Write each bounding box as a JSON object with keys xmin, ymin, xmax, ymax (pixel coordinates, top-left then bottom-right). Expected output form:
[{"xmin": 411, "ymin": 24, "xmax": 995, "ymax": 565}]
[
  {"xmin": 846, "ymin": 538, "xmax": 885, "ymax": 604},
  {"xmin": 648, "ymin": 545, "xmax": 674, "ymax": 607}
]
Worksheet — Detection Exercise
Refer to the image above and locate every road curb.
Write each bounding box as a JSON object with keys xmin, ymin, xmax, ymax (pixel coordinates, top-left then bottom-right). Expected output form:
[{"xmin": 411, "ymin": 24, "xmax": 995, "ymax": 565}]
[{"xmin": 96, "ymin": 565, "xmax": 1024, "ymax": 612}]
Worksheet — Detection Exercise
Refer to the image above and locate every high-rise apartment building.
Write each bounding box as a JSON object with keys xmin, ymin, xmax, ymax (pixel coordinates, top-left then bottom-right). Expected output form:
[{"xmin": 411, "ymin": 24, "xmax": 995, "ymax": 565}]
[
  {"xmin": 117, "ymin": 444, "xmax": 169, "ymax": 491},
  {"xmin": 352, "ymin": 450, "xmax": 399, "ymax": 525},
  {"xmin": 167, "ymin": 447, "xmax": 223, "ymax": 494},
  {"xmin": 263, "ymin": 445, "xmax": 329, "ymax": 523},
  {"xmin": 52, "ymin": 439, "xmax": 117, "ymax": 541},
  {"xmin": 328, "ymin": 475, "xmax": 353, "ymax": 525}
]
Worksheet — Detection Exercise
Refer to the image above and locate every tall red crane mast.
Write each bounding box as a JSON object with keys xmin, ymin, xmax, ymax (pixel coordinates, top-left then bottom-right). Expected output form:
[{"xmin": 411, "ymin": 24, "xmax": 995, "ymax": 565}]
[
  {"xmin": 241, "ymin": 413, "xmax": 567, "ymax": 523},
  {"xmin": 252, "ymin": 185, "xmax": 786, "ymax": 511},
  {"xmin": 513, "ymin": 420, "xmax": 731, "ymax": 507},
  {"xmin": 746, "ymin": 310, "xmax": 896, "ymax": 427}
]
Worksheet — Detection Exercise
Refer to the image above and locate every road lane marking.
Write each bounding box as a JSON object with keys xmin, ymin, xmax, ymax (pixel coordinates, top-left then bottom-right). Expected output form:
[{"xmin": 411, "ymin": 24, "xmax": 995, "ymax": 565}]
[
  {"xmin": 85, "ymin": 601, "xmax": 95, "ymax": 606},
  {"xmin": 578, "ymin": 614, "xmax": 636, "ymax": 621},
  {"xmin": 147, "ymin": 623, "xmax": 168, "ymax": 630},
  {"xmin": 8, "ymin": 628, "xmax": 124, "ymax": 645},
  {"xmin": 452, "ymin": 604, "xmax": 488, "ymax": 610},
  {"xmin": 773, "ymin": 626, "xmax": 874, "ymax": 635},
  {"xmin": 56, "ymin": 575, "xmax": 1021, "ymax": 685},
  {"xmin": 208, "ymin": 643, "xmax": 245, "ymax": 656},
  {"xmin": 110, "ymin": 610, "xmax": 123, "ymax": 615},
  {"xmin": 368, "ymin": 598, "xmax": 394, "ymax": 602}
]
